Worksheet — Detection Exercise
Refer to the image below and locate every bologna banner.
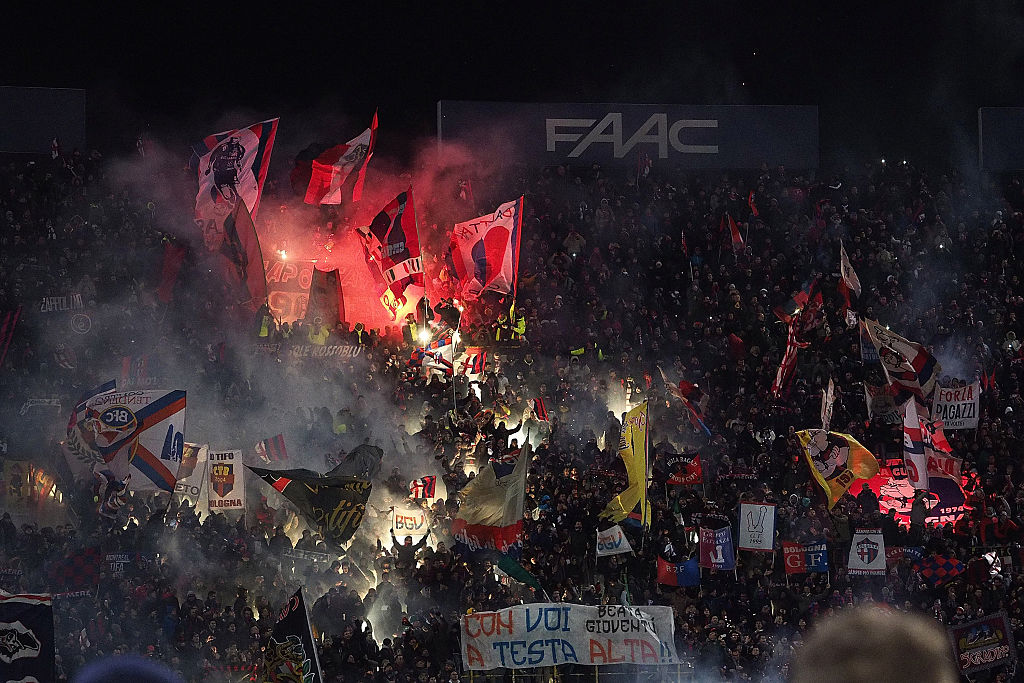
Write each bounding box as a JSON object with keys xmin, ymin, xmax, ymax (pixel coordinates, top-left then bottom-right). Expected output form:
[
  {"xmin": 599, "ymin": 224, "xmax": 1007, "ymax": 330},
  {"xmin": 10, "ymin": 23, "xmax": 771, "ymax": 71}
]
[
  {"xmin": 438, "ymin": 102, "xmax": 819, "ymax": 169},
  {"xmin": 933, "ymin": 381, "xmax": 981, "ymax": 429},
  {"xmin": 460, "ymin": 604, "xmax": 678, "ymax": 670}
]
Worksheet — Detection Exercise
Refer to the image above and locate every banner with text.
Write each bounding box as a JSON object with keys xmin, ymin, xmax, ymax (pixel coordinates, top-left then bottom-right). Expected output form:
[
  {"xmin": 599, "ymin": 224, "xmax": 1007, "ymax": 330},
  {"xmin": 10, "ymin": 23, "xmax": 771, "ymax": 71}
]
[
  {"xmin": 208, "ymin": 450, "xmax": 245, "ymax": 511},
  {"xmin": 933, "ymin": 382, "xmax": 981, "ymax": 429},
  {"xmin": 460, "ymin": 603, "xmax": 678, "ymax": 670}
]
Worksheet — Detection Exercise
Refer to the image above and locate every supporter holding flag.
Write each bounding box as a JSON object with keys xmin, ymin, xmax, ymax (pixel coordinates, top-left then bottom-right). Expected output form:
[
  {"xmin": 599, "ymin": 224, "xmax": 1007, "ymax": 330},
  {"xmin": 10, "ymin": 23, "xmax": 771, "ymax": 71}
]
[{"xmin": 797, "ymin": 429, "xmax": 879, "ymax": 508}]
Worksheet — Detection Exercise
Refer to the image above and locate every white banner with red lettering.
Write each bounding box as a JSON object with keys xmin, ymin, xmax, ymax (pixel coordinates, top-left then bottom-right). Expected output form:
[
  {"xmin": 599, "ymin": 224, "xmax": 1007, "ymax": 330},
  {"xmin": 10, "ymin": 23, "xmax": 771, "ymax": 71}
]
[
  {"xmin": 933, "ymin": 382, "xmax": 981, "ymax": 429},
  {"xmin": 461, "ymin": 603, "xmax": 678, "ymax": 670}
]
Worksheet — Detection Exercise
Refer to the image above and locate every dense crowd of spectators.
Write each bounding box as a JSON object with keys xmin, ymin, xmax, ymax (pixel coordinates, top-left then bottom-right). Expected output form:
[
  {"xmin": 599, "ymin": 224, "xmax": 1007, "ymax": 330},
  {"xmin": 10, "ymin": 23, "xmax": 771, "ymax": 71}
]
[{"xmin": 3, "ymin": 145, "xmax": 1024, "ymax": 682}]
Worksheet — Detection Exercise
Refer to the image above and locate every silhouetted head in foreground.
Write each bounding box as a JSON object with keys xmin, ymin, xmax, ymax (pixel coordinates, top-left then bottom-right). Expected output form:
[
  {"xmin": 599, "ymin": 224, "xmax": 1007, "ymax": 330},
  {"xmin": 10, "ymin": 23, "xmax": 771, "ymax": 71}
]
[
  {"xmin": 790, "ymin": 607, "xmax": 957, "ymax": 683},
  {"xmin": 73, "ymin": 655, "xmax": 184, "ymax": 683}
]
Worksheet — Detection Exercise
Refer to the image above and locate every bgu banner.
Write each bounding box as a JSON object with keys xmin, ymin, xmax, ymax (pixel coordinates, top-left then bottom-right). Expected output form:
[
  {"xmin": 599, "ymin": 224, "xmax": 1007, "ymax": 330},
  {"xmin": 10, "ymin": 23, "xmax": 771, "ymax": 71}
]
[
  {"xmin": 208, "ymin": 450, "xmax": 245, "ymax": 511},
  {"xmin": 933, "ymin": 382, "xmax": 980, "ymax": 429},
  {"xmin": 461, "ymin": 603, "xmax": 678, "ymax": 670}
]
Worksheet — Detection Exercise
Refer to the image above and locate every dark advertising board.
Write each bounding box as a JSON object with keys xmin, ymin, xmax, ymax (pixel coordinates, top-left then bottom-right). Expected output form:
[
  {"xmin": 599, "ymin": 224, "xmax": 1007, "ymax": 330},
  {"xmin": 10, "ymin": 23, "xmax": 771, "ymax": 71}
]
[{"xmin": 438, "ymin": 101, "xmax": 818, "ymax": 169}]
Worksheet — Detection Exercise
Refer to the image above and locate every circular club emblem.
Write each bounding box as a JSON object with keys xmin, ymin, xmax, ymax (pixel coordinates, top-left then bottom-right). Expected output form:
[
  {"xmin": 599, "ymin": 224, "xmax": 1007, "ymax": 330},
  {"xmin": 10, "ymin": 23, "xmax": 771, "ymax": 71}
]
[
  {"xmin": 70, "ymin": 313, "xmax": 92, "ymax": 334},
  {"xmin": 94, "ymin": 405, "xmax": 138, "ymax": 450}
]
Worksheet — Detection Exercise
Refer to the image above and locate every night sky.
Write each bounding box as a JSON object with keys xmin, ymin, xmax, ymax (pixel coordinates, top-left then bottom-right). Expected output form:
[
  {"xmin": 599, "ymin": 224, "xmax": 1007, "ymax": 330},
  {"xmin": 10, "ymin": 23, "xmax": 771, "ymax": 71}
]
[{"xmin": 5, "ymin": 2, "xmax": 1024, "ymax": 167}]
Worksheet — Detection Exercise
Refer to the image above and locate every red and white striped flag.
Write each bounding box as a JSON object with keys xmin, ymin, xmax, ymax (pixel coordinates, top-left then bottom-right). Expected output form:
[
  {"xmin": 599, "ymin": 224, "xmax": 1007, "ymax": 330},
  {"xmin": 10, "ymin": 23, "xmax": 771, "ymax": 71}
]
[
  {"xmin": 300, "ymin": 112, "xmax": 378, "ymax": 205},
  {"xmin": 771, "ymin": 320, "xmax": 809, "ymax": 399},
  {"xmin": 255, "ymin": 434, "xmax": 288, "ymax": 462},
  {"xmin": 408, "ymin": 475, "xmax": 437, "ymax": 499},
  {"xmin": 722, "ymin": 213, "xmax": 744, "ymax": 252}
]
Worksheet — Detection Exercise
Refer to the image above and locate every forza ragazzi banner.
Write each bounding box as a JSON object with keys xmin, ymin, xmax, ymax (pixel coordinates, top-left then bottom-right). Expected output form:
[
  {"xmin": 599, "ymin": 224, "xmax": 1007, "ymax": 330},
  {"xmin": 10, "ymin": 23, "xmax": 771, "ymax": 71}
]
[{"xmin": 438, "ymin": 101, "xmax": 819, "ymax": 169}]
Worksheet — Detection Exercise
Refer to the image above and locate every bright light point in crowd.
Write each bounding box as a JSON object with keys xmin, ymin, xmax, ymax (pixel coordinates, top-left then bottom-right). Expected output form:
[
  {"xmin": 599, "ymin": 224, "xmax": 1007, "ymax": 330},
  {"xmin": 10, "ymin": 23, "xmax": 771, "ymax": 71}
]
[
  {"xmin": 418, "ymin": 329, "xmax": 430, "ymax": 343},
  {"xmin": 279, "ymin": 250, "xmax": 287, "ymax": 260},
  {"xmin": 881, "ymin": 158, "xmax": 886, "ymax": 164},
  {"xmin": 453, "ymin": 332, "xmax": 462, "ymax": 344},
  {"xmin": 902, "ymin": 160, "xmax": 907, "ymax": 165}
]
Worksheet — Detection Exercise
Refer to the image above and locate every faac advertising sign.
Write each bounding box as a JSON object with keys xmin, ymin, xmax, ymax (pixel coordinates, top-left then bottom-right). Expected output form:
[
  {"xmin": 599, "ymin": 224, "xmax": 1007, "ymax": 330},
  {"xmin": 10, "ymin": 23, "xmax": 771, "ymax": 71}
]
[{"xmin": 438, "ymin": 101, "xmax": 819, "ymax": 169}]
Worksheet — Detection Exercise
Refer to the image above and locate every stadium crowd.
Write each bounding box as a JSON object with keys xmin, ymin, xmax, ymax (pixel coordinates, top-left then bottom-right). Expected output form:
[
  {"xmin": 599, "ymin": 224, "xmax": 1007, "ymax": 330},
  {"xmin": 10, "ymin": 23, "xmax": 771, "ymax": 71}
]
[{"xmin": 2, "ymin": 147, "xmax": 1024, "ymax": 682}]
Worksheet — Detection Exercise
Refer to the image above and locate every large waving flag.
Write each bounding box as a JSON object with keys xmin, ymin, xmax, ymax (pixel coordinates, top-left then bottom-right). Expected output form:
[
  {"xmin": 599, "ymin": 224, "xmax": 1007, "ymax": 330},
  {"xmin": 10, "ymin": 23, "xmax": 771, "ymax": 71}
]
[
  {"xmin": 265, "ymin": 588, "xmax": 323, "ymax": 683},
  {"xmin": 292, "ymin": 112, "xmax": 377, "ymax": 205},
  {"xmin": 63, "ymin": 385, "xmax": 186, "ymax": 493},
  {"xmin": 659, "ymin": 367, "xmax": 711, "ymax": 436},
  {"xmin": 190, "ymin": 118, "xmax": 278, "ymax": 219},
  {"xmin": 249, "ymin": 466, "xmax": 372, "ymax": 547},
  {"xmin": 797, "ymin": 429, "xmax": 879, "ymax": 509},
  {"xmin": 195, "ymin": 197, "xmax": 268, "ymax": 312},
  {"xmin": 359, "ymin": 189, "xmax": 424, "ymax": 321},
  {"xmin": 452, "ymin": 444, "xmax": 530, "ymax": 556},
  {"xmin": 862, "ymin": 319, "xmax": 941, "ymax": 399},
  {"xmin": 445, "ymin": 197, "xmax": 525, "ymax": 300},
  {"xmin": 600, "ymin": 402, "xmax": 651, "ymax": 529}
]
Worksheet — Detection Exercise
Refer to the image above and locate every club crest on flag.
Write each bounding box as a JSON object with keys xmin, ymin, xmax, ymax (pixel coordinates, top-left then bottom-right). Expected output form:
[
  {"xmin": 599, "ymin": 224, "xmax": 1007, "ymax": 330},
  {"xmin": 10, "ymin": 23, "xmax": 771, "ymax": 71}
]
[
  {"xmin": 211, "ymin": 463, "xmax": 234, "ymax": 498},
  {"xmin": 856, "ymin": 536, "xmax": 879, "ymax": 565}
]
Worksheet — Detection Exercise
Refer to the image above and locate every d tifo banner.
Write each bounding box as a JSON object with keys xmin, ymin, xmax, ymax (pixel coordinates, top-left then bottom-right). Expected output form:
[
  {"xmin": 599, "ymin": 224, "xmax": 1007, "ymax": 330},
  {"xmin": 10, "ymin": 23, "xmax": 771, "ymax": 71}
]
[
  {"xmin": 253, "ymin": 343, "xmax": 363, "ymax": 359},
  {"xmin": 209, "ymin": 450, "xmax": 245, "ymax": 511},
  {"xmin": 950, "ymin": 611, "xmax": 1016, "ymax": 675},
  {"xmin": 460, "ymin": 603, "xmax": 678, "ymax": 670},
  {"xmin": 933, "ymin": 381, "xmax": 981, "ymax": 429}
]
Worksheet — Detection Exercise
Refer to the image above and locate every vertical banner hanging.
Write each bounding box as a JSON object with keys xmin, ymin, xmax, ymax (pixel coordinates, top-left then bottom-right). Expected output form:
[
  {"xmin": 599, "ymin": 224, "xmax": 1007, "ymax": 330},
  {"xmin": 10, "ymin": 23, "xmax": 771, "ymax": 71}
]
[{"xmin": 208, "ymin": 450, "xmax": 245, "ymax": 511}]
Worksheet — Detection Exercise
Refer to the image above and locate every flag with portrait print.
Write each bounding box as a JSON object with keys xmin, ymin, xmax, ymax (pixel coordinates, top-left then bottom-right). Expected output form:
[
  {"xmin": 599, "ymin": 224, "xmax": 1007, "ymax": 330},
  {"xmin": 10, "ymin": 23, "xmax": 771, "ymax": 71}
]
[
  {"xmin": 190, "ymin": 118, "xmax": 278, "ymax": 219},
  {"xmin": 797, "ymin": 429, "xmax": 879, "ymax": 509},
  {"xmin": 292, "ymin": 112, "xmax": 377, "ymax": 205},
  {"xmin": 445, "ymin": 197, "xmax": 525, "ymax": 300},
  {"xmin": 0, "ymin": 593, "xmax": 55, "ymax": 683},
  {"xmin": 359, "ymin": 189, "xmax": 424, "ymax": 321}
]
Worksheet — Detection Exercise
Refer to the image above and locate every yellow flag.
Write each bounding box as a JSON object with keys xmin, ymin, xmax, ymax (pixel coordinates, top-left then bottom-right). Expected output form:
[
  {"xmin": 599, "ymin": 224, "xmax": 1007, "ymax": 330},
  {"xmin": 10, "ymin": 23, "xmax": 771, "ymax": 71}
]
[
  {"xmin": 600, "ymin": 402, "xmax": 651, "ymax": 528},
  {"xmin": 797, "ymin": 429, "xmax": 879, "ymax": 509}
]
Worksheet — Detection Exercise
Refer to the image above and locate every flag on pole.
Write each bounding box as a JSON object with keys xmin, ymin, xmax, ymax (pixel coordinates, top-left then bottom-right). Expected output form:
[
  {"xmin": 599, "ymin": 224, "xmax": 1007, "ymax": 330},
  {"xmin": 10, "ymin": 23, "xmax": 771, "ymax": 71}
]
[
  {"xmin": 470, "ymin": 350, "xmax": 487, "ymax": 374},
  {"xmin": 656, "ymin": 556, "xmax": 700, "ymax": 586},
  {"xmin": 293, "ymin": 112, "xmax": 378, "ymax": 205},
  {"xmin": 797, "ymin": 429, "xmax": 880, "ymax": 509},
  {"xmin": 862, "ymin": 319, "xmax": 942, "ymax": 399},
  {"xmin": 903, "ymin": 399, "xmax": 929, "ymax": 490},
  {"xmin": 699, "ymin": 527, "xmax": 736, "ymax": 571},
  {"xmin": 359, "ymin": 189, "xmax": 424, "ymax": 321},
  {"xmin": 190, "ymin": 118, "xmax": 278, "ymax": 219},
  {"xmin": 721, "ymin": 212, "xmax": 743, "ymax": 252},
  {"xmin": 444, "ymin": 197, "xmax": 525, "ymax": 300},
  {"xmin": 195, "ymin": 196, "xmax": 268, "ymax": 312},
  {"xmin": 452, "ymin": 445, "xmax": 530, "ymax": 556},
  {"xmin": 821, "ymin": 377, "xmax": 836, "ymax": 431},
  {"xmin": 600, "ymin": 402, "xmax": 651, "ymax": 529},
  {"xmin": 839, "ymin": 240, "xmax": 862, "ymax": 304},
  {"xmin": 256, "ymin": 434, "xmax": 288, "ymax": 463},
  {"xmin": 748, "ymin": 190, "xmax": 759, "ymax": 217},
  {"xmin": 264, "ymin": 588, "xmax": 323, "ymax": 683}
]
